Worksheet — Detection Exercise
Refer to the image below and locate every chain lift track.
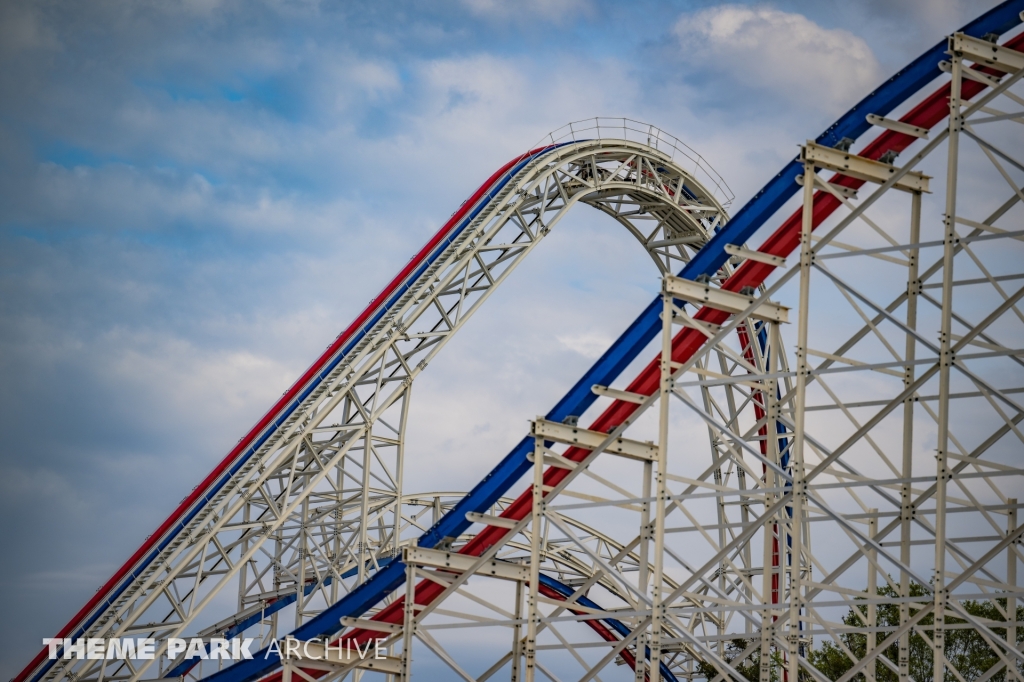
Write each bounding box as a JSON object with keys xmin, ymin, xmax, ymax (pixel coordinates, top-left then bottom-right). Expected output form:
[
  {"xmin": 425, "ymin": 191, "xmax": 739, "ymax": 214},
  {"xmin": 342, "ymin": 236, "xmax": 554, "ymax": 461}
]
[{"xmin": 16, "ymin": 2, "xmax": 1024, "ymax": 682}]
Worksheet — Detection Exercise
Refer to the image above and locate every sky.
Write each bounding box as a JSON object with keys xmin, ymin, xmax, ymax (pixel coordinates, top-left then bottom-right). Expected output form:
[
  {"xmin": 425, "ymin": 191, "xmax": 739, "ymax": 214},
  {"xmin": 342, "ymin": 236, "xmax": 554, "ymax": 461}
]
[{"xmin": 0, "ymin": 0, "xmax": 1008, "ymax": 676}]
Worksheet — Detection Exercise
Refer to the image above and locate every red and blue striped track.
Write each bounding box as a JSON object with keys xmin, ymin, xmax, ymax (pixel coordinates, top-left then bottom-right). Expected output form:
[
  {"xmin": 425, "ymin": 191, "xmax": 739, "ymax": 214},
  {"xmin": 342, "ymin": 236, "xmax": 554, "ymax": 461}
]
[
  {"xmin": 15, "ymin": 142, "xmax": 568, "ymax": 682},
  {"xmin": 17, "ymin": 3, "xmax": 1024, "ymax": 681},
  {"xmin": 199, "ymin": 5, "xmax": 1024, "ymax": 681}
]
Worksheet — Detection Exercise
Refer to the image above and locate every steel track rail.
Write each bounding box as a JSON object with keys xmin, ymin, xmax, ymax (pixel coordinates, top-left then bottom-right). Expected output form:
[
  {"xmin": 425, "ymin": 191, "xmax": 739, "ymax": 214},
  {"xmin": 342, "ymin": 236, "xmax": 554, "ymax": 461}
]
[
  {"xmin": 196, "ymin": 3, "xmax": 1024, "ymax": 681},
  {"xmin": 18, "ymin": 3, "xmax": 1023, "ymax": 681},
  {"xmin": 14, "ymin": 142, "xmax": 570, "ymax": 682},
  {"xmin": 21, "ymin": 134, "xmax": 725, "ymax": 682}
]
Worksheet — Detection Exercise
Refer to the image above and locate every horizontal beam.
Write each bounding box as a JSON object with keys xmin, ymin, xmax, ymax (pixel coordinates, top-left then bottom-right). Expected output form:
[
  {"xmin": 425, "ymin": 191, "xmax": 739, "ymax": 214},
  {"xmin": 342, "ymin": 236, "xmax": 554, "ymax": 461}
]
[
  {"xmin": 402, "ymin": 546, "xmax": 530, "ymax": 582},
  {"xmin": 796, "ymin": 171, "xmax": 861, "ymax": 199},
  {"xmin": 527, "ymin": 450, "xmax": 578, "ymax": 470},
  {"xmin": 339, "ymin": 618, "xmax": 402, "ymax": 634},
  {"xmin": 591, "ymin": 384, "xmax": 647, "ymax": 404},
  {"xmin": 663, "ymin": 275, "xmax": 790, "ymax": 324},
  {"xmin": 866, "ymin": 113, "xmax": 929, "ymax": 139},
  {"xmin": 464, "ymin": 512, "xmax": 518, "ymax": 529},
  {"xmin": 952, "ymin": 31, "xmax": 1024, "ymax": 72},
  {"xmin": 724, "ymin": 243, "xmax": 788, "ymax": 268},
  {"xmin": 532, "ymin": 418, "xmax": 658, "ymax": 462},
  {"xmin": 801, "ymin": 142, "xmax": 931, "ymax": 193},
  {"xmin": 939, "ymin": 59, "xmax": 1001, "ymax": 87},
  {"xmin": 647, "ymin": 235, "xmax": 705, "ymax": 249}
]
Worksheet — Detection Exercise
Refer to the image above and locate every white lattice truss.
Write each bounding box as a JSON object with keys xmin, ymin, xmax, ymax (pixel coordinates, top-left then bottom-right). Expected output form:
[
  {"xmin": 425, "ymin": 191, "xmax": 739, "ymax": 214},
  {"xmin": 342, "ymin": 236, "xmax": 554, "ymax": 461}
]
[
  {"xmin": 44, "ymin": 130, "xmax": 728, "ymax": 682},
  {"xmin": 275, "ymin": 33, "xmax": 1024, "ymax": 682},
  {"xmin": 35, "ymin": 30, "xmax": 1024, "ymax": 682}
]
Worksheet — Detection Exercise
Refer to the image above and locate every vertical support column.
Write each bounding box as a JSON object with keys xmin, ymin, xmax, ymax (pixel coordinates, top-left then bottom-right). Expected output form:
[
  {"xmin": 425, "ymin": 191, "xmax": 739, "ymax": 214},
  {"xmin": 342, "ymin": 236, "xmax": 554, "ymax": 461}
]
[
  {"xmin": 635, "ymin": 458, "xmax": 653, "ymax": 682},
  {"xmin": 650, "ymin": 288, "xmax": 674, "ymax": 682},
  {"xmin": 332, "ymin": 400, "xmax": 351, "ymax": 607},
  {"xmin": 900, "ymin": 190, "xmax": 921, "ymax": 682},
  {"xmin": 271, "ymin": 528, "xmax": 283, "ymax": 642},
  {"xmin": 786, "ymin": 157, "xmax": 815, "ymax": 682},
  {"xmin": 512, "ymin": 579, "xmax": 524, "ymax": 682},
  {"xmin": 1008, "ymin": 499, "xmax": 1018, "ymax": 672},
  {"xmin": 718, "ymin": 345, "xmax": 747, "ymax": 641},
  {"xmin": 393, "ymin": 388, "xmax": 410, "ymax": 558},
  {"xmin": 401, "ymin": 561, "xmax": 416, "ymax": 681},
  {"xmin": 867, "ymin": 511, "xmax": 878, "ymax": 682},
  {"xmin": 703, "ymin": 351, "xmax": 729, "ymax": 660},
  {"xmin": 934, "ymin": 42, "xmax": 964, "ymax": 682},
  {"xmin": 760, "ymin": 522, "xmax": 775, "ymax": 682},
  {"xmin": 738, "ymin": 470, "xmax": 752, "ymax": 637},
  {"xmin": 759, "ymin": 322, "xmax": 783, "ymax": 682},
  {"xmin": 332, "ymin": 477, "xmax": 343, "ymax": 605},
  {"xmin": 295, "ymin": 493, "xmax": 310, "ymax": 627},
  {"xmin": 239, "ymin": 500, "xmax": 252, "ymax": 613},
  {"xmin": 525, "ymin": 434, "xmax": 544, "ymax": 682},
  {"xmin": 358, "ymin": 427, "xmax": 373, "ymax": 584}
]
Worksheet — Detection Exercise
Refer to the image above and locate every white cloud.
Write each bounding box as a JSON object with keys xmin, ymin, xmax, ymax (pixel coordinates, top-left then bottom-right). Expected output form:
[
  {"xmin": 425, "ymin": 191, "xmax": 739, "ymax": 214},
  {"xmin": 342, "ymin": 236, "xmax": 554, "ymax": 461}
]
[
  {"xmin": 674, "ymin": 5, "xmax": 882, "ymax": 112},
  {"xmin": 460, "ymin": 0, "xmax": 591, "ymax": 23},
  {"xmin": 104, "ymin": 332, "xmax": 296, "ymax": 422},
  {"xmin": 345, "ymin": 59, "xmax": 401, "ymax": 98},
  {"xmin": 357, "ymin": 53, "xmax": 638, "ymax": 197},
  {"xmin": 557, "ymin": 331, "xmax": 614, "ymax": 359}
]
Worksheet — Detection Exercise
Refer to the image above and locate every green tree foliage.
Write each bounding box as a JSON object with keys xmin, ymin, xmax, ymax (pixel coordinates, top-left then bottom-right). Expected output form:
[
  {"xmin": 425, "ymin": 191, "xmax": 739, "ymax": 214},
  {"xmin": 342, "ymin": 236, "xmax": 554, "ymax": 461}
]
[
  {"xmin": 694, "ymin": 639, "xmax": 783, "ymax": 682},
  {"xmin": 692, "ymin": 583, "xmax": 1022, "ymax": 682},
  {"xmin": 805, "ymin": 581, "xmax": 1023, "ymax": 682}
]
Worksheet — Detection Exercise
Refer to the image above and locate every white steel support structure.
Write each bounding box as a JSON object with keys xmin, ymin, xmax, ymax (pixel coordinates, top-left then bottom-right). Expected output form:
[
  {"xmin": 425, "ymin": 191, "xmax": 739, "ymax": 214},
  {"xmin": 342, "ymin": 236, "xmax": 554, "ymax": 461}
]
[
  {"xmin": 33, "ymin": 121, "xmax": 730, "ymax": 682},
  {"xmin": 295, "ymin": 30, "xmax": 1024, "ymax": 682},
  {"xmin": 21, "ymin": 15, "xmax": 1024, "ymax": 682}
]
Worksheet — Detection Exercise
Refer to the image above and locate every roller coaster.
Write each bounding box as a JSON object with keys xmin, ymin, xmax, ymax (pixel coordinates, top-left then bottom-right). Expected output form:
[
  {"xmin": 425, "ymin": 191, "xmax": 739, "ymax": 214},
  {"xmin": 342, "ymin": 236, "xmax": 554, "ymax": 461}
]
[{"xmin": 16, "ymin": 2, "xmax": 1024, "ymax": 681}]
